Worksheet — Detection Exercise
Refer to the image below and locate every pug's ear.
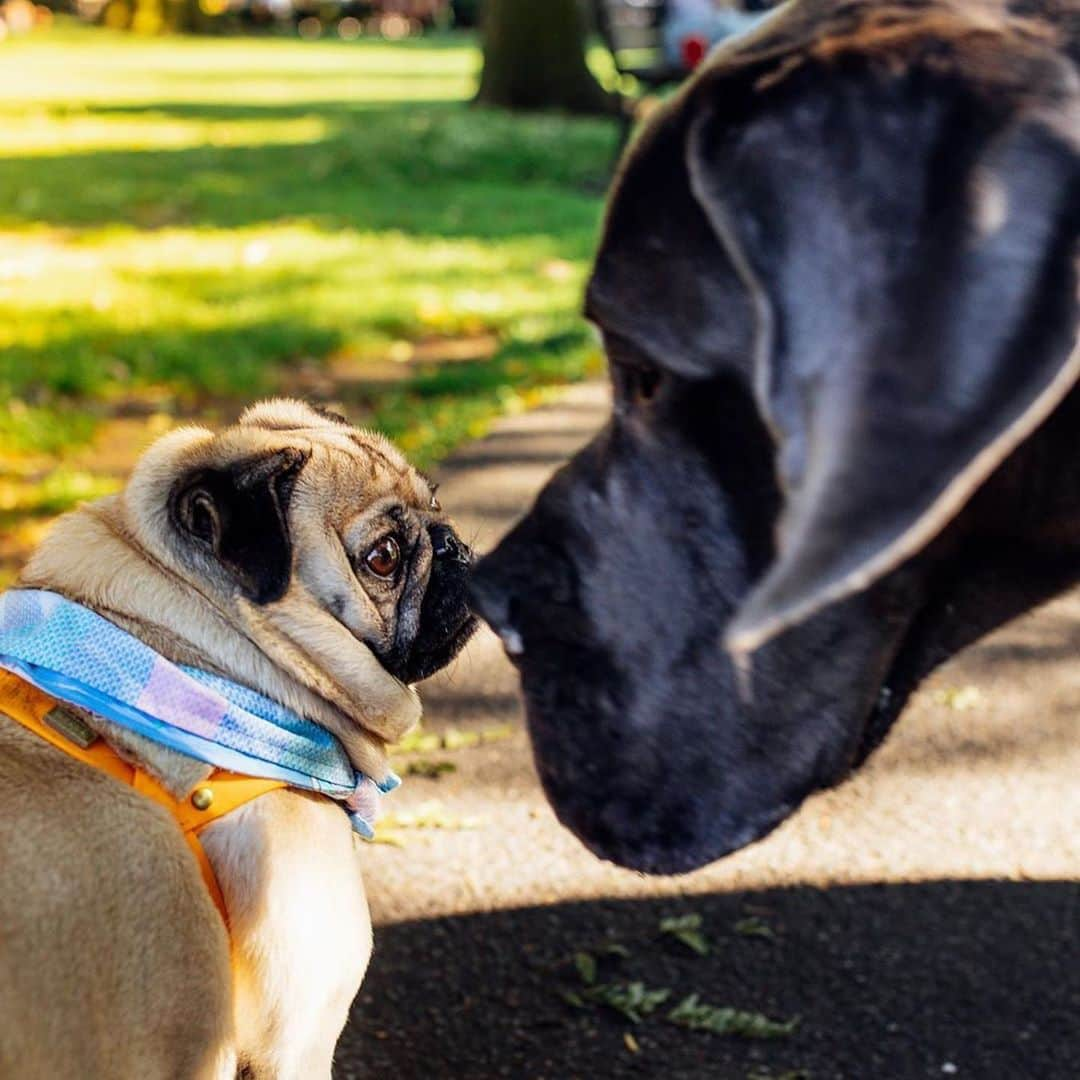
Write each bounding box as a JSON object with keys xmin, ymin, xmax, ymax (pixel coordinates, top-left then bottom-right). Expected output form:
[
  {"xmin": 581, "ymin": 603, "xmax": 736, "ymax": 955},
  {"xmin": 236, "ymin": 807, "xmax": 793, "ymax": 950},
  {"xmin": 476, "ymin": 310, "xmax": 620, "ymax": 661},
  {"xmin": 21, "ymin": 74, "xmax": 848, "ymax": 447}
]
[
  {"xmin": 170, "ymin": 447, "xmax": 308, "ymax": 604},
  {"xmin": 684, "ymin": 68, "xmax": 1080, "ymax": 655}
]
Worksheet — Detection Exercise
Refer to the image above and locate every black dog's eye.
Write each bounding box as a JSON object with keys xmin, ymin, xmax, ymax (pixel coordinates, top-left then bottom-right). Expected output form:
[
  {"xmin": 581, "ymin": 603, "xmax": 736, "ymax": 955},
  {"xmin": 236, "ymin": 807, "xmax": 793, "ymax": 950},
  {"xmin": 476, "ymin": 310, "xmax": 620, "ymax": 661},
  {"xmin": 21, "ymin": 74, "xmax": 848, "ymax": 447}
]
[
  {"xmin": 631, "ymin": 365, "xmax": 662, "ymax": 403},
  {"xmin": 614, "ymin": 361, "xmax": 664, "ymax": 407},
  {"xmin": 365, "ymin": 536, "xmax": 401, "ymax": 579}
]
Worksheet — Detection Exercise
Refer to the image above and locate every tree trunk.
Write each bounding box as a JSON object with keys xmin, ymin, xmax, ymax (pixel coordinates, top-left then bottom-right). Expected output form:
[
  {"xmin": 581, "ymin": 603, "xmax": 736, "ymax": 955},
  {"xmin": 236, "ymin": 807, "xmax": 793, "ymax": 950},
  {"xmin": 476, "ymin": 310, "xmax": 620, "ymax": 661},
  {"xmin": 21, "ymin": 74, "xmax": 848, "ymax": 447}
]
[{"xmin": 475, "ymin": 0, "xmax": 616, "ymax": 114}]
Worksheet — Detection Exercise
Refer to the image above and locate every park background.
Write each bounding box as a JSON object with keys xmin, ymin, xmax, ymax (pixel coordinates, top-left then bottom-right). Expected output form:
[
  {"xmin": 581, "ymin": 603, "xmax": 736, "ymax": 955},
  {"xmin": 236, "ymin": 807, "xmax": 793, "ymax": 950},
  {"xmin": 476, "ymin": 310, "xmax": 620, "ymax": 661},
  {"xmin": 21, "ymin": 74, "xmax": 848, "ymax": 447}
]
[
  {"xmin": 2, "ymin": 5, "xmax": 1077, "ymax": 1078},
  {"xmin": 0, "ymin": 0, "xmax": 631, "ymax": 587}
]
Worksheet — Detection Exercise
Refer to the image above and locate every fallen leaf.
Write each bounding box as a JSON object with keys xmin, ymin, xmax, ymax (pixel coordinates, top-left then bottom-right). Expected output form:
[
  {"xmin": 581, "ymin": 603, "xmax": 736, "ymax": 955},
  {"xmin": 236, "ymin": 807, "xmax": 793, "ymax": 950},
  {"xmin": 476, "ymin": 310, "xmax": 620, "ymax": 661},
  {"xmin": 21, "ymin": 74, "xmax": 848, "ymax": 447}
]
[
  {"xmin": 561, "ymin": 981, "xmax": 671, "ymax": 1024},
  {"xmin": 404, "ymin": 759, "xmax": 457, "ymax": 779},
  {"xmin": 734, "ymin": 916, "xmax": 778, "ymax": 942},
  {"xmin": 379, "ymin": 800, "xmax": 483, "ymax": 831},
  {"xmin": 932, "ymin": 685, "xmax": 983, "ymax": 711},
  {"xmin": 668, "ymin": 994, "xmax": 799, "ymax": 1039},
  {"xmin": 660, "ymin": 914, "xmax": 711, "ymax": 956},
  {"xmin": 574, "ymin": 952, "xmax": 597, "ymax": 986}
]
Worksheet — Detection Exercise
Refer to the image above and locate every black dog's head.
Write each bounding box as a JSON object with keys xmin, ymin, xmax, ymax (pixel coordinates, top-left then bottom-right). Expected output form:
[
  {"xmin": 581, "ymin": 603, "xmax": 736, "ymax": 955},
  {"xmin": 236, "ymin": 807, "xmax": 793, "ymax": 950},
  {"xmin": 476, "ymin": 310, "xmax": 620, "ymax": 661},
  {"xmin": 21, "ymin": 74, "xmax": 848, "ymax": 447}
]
[{"xmin": 472, "ymin": 0, "xmax": 1080, "ymax": 874}]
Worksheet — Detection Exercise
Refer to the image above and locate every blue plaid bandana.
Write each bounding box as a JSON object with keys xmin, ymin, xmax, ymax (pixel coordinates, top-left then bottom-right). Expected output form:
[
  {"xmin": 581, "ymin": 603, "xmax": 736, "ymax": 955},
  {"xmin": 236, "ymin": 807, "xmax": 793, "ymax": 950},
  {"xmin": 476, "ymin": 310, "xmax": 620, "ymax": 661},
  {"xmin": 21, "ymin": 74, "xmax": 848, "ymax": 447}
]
[{"xmin": 0, "ymin": 589, "xmax": 398, "ymax": 838}]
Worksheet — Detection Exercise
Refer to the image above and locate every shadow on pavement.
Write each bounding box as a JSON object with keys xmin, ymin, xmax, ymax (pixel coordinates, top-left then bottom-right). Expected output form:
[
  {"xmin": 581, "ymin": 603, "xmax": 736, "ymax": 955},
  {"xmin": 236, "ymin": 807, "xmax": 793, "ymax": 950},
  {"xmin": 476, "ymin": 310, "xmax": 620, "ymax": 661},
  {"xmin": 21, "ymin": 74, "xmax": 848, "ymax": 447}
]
[{"xmin": 338, "ymin": 880, "xmax": 1078, "ymax": 1080}]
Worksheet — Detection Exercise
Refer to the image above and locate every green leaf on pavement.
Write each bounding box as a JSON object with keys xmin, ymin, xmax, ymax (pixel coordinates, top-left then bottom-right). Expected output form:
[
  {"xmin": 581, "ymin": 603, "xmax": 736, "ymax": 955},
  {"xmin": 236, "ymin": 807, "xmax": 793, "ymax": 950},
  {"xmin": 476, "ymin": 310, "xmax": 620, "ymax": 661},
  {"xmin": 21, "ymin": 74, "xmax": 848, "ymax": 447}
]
[
  {"xmin": 403, "ymin": 759, "xmax": 457, "ymax": 779},
  {"xmin": 734, "ymin": 916, "xmax": 778, "ymax": 941},
  {"xmin": 568, "ymin": 982, "xmax": 672, "ymax": 1024},
  {"xmin": 659, "ymin": 914, "xmax": 711, "ymax": 956},
  {"xmin": 668, "ymin": 995, "xmax": 799, "ymax": 1039},
  {"xmin": 574, "ymin": 951, "xmax": 598, "ymax": 986}
]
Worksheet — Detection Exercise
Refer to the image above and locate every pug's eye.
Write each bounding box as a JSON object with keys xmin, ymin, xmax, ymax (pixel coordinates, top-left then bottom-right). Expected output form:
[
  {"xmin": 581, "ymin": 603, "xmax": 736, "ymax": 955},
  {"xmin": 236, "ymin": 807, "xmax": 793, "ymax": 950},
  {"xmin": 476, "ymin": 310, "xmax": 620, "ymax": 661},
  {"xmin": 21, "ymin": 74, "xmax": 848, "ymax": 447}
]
[{"xmin": 365, "ymin": 536, "xmax": 401, "ymax": 579}]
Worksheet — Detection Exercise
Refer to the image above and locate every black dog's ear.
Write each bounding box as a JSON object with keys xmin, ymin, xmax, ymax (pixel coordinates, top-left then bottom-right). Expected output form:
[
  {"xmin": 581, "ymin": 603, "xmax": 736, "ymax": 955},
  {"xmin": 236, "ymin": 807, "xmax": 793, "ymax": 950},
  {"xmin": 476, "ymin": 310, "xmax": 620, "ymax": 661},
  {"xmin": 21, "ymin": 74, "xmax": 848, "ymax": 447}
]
[
  {"xmin": 585, "ymin": 104, "xmax": 757, "ymax": 378},
  {"xmin": 170, "ymin": 447, "xmax": 307, "ymax": 604},
  {"xmin": 685, "ymin": 66, "xmax": 1080, "ymax": 655}
]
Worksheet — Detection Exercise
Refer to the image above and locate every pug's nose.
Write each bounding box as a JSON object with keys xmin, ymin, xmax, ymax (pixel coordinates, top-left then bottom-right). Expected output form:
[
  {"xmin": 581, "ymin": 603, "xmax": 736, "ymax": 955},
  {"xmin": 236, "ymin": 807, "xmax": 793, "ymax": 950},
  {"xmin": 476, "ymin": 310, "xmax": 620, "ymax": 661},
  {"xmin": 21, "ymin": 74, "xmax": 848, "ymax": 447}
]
[
  {"xmin": 469, "ymin": 558, "xmax": 524, "ymax": 658},
  {"xmin": 430, "ymin": 524, "xmax": 472, "ymax": 565}
]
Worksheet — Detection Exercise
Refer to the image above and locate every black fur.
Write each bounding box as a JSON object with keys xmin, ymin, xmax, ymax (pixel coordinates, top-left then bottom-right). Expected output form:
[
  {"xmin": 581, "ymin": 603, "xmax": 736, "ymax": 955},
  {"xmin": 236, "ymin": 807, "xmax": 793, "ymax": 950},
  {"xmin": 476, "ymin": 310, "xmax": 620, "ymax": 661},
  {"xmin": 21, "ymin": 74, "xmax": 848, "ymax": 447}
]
[
  {"xmin": 384, "ymin": 524, "xmax": 477, "ymax": 684},
  {"xmin": 170, "ymin": 448, "xmax": 307, "ymax": 605},
  {"xmin": 471, "ymin": 0, "xmax": 1080, "ymax": 874}
]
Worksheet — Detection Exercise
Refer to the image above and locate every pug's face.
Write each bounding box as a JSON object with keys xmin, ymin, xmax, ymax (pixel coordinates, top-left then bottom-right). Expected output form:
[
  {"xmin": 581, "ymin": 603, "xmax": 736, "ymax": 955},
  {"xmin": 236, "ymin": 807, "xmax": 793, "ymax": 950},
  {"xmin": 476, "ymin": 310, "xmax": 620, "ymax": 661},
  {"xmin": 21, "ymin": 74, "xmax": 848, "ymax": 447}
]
[{"xmin": 128, "ymin": 400, "xmax": 476, "ymax": 736}]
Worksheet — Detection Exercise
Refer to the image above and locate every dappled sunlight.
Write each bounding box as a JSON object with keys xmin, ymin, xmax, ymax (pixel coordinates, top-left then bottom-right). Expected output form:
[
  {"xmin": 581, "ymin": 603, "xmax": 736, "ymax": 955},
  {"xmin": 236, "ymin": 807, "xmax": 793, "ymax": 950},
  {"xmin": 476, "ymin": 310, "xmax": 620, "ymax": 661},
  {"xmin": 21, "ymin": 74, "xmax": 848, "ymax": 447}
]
[
  {"xmin": 362, "ymin": 614, "xmax": 1080, "ymax": 928},
  {"xmin": 0, "ymin": 516, "xmax": 54, "ymax": 589},
  {"xmin": 1, "ymin": 110, "xmax": 332, "ymax": 156},
  {"xmin": 0, "ymin": 96, "xmax": 612, "ymax": 236},
  {"xmin": 365, "ymin": 698, "xmax": 1079, "ymax": 928},
  {"xmin": 3, "ymin": 25, "xmax": 478, "ymax": 107},
  {"xmin": 0, "ymin": 222, "xmax": 589, "ymax": 404},
  {"xmin": 0, "ymin": 24, "xmax": 613, "ymax": 502},
  {"xmin": 0, "ymin": 467, "xmax": 120, "ymax": 517},
  {"xmin": 2, "ymin": 25, "xmax": 611, "ymax": 584},
  {"xmin": 0, "ymin": 409, "xmax": 178, "ymax": 584},
  {"xmin": 0, "ymin": 18, "xmax": 615, "ymax": 792}
]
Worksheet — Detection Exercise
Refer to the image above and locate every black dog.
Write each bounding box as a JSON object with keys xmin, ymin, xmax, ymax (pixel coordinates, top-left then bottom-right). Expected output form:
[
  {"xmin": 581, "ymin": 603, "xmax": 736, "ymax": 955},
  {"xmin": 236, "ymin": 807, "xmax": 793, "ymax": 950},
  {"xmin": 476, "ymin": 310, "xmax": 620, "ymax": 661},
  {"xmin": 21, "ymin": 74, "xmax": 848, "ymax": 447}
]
[{"xmin": 471, "ymin": 0, "xmax": 1079, "ymax": 875}]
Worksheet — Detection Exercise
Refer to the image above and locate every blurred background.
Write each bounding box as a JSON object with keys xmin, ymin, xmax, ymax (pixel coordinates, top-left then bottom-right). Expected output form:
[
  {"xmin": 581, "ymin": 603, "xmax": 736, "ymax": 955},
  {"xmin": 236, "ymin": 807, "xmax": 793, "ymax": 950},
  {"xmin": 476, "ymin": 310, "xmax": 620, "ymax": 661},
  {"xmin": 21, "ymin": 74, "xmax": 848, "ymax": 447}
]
[
  {"xmin": 4, "ymin": 6, "xmax": 1078, "ymax": 1077},
  {"xmin": 0, "ymin": 0, "xmax": 774, "ymax": 586}
]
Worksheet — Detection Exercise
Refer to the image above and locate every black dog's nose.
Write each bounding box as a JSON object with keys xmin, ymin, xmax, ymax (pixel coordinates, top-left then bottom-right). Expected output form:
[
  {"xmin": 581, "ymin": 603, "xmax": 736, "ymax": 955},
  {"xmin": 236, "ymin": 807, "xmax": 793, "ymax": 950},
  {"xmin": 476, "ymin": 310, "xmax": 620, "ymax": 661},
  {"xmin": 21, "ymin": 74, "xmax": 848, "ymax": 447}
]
[
  {"xmin": 469, "ymin": 557, "xmax": 524, "ymax": 657},
  {"xmin": 430, "ymin": 523, "xmax": 472, "ymax": 565}
]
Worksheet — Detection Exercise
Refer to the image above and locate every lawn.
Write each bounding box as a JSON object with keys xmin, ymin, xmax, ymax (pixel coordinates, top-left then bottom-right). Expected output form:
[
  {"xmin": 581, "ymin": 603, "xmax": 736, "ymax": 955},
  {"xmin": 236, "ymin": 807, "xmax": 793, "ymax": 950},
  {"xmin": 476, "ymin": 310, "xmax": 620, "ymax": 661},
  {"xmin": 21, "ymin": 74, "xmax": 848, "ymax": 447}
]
[{"xmin": 0, "ymin": 22, "xmax": 615, "ymax": 583}]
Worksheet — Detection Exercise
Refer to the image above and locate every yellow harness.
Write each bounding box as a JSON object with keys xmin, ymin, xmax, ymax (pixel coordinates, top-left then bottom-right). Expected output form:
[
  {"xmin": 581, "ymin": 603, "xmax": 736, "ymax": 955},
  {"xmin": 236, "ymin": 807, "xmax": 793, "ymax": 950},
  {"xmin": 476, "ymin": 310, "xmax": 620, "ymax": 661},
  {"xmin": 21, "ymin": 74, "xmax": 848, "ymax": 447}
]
[{"xmin": 0, "ymin": 669, "xmax": 284, "ymax": 925}]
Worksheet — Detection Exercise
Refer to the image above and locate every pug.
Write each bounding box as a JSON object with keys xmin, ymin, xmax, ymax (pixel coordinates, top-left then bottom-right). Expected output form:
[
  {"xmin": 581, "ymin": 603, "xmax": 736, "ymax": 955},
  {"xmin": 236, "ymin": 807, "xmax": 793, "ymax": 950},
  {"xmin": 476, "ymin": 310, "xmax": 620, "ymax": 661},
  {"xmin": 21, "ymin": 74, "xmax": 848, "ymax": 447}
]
[{"xmin": 0, "ymin": 399, "xmax": 476, "ymax": 1078}]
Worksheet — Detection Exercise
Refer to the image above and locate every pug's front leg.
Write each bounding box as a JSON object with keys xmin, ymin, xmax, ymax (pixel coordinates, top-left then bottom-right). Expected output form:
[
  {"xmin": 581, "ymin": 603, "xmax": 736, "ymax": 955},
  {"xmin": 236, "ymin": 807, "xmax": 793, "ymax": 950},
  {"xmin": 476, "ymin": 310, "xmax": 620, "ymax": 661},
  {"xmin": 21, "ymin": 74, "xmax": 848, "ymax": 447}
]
[{"xmin": 201, "ymin": 790, "xmax": 373, "ymax": 1079}]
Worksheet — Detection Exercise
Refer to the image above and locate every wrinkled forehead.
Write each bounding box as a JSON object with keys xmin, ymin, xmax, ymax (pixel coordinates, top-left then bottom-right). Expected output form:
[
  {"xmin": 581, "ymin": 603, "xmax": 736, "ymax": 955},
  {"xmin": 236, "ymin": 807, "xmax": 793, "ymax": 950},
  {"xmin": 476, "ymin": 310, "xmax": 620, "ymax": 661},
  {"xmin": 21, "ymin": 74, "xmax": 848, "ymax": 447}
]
[
  {"xmin": 299, "ymin": 434, "xmax": 437, "ymax": 523},
  {"xmin": 304, "ymin": 428, "xmax": 430, "ymax": 504},
  {"xmin": 237, "ymin": 399, "xmax": 431, "ymax": 507}
]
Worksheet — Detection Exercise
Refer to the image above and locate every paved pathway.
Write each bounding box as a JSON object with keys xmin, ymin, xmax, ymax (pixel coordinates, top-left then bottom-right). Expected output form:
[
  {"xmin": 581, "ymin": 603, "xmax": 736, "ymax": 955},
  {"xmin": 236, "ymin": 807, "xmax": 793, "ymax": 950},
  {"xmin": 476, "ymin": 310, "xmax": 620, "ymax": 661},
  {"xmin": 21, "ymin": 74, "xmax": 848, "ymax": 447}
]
[{"xmin": 337, "ymin": 382, "xmax": 1079, "ymax": 1080}]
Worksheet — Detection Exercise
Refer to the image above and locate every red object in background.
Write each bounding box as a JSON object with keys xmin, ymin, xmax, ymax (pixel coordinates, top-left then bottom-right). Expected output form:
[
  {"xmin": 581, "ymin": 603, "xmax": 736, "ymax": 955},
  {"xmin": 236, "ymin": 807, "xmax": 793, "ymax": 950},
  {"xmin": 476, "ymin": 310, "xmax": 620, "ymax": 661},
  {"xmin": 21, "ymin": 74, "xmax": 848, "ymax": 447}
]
[{"xmin": 681, "ymin": 34, "xmax": 709, "ymax": 70}]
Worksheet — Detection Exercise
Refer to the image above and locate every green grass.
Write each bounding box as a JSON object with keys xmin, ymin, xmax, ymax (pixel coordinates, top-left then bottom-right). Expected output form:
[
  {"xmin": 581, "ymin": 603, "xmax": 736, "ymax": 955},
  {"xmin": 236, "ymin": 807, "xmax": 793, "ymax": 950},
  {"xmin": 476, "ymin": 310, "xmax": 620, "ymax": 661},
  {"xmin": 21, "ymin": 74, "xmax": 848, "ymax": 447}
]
[{"xmin": 0, "ymin": 22, "xmax": 612, "ymax": 477}]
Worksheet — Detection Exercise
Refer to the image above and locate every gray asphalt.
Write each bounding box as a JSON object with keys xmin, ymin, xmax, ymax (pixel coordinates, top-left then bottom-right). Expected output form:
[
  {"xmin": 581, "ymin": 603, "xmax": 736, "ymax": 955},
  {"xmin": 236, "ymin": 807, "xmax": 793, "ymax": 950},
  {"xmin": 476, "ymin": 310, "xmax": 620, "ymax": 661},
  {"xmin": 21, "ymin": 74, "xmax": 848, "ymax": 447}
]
[{"xmin": 336, "ymin": 382, "xmax": 1079, "ymax": 1080}]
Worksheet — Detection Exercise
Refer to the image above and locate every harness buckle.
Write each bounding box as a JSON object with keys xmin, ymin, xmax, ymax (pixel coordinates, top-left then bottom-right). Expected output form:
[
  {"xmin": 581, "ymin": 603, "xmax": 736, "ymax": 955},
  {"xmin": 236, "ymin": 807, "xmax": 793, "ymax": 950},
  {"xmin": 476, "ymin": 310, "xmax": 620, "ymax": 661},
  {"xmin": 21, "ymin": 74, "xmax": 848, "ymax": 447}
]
[{"xmin": 44, "ymin": 706, "xmax": 98, "ymax": 750}]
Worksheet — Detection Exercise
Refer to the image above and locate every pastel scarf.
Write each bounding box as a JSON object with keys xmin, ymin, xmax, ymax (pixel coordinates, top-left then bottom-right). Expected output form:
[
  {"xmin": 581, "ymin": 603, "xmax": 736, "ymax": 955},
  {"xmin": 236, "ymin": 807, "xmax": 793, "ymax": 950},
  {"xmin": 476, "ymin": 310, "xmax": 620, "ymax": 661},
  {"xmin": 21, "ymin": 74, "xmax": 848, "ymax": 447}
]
[{"xmin": 0, "ymin": 589, "xmax": 398, "ymax": 838}]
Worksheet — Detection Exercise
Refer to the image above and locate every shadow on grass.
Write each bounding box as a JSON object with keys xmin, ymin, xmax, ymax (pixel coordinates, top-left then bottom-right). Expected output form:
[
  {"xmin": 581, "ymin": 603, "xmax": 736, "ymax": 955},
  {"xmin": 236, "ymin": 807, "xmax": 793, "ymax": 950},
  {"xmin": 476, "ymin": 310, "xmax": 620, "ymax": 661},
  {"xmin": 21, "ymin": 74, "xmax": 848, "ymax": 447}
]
[
  {"xmin": 0, "ymin": 307, "xmax": 343, "ymax": 401},
  {"xmin": 0, "ymin": 93, "xmax": 613, "ymax": 435},
  {"xmin": 342, "ymin": 881, "xmax": 1079, "ymax": 1080},
  {"xmin": 0, "ymin": 99, "xmax": 615, "ymax": 240}
]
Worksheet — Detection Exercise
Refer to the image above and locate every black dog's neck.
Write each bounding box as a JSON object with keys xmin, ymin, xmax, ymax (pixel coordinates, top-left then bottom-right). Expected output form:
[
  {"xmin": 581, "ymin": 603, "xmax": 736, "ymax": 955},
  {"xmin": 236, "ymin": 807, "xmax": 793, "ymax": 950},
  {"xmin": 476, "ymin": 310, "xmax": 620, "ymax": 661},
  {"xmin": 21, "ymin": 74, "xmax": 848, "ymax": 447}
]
[{"xmin": 859, "ymin": 382, "xmax": 1080, "ymax": 763}]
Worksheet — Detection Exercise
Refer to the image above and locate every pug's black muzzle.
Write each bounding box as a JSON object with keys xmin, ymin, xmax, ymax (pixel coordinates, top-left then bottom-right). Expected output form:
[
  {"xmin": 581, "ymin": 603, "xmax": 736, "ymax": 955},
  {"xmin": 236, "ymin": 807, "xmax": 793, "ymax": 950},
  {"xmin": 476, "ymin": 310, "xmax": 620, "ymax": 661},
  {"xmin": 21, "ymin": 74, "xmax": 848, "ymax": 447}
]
[{"xmin": 399, "ymin": 524, "xmax": 478, "ymax": 684}]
